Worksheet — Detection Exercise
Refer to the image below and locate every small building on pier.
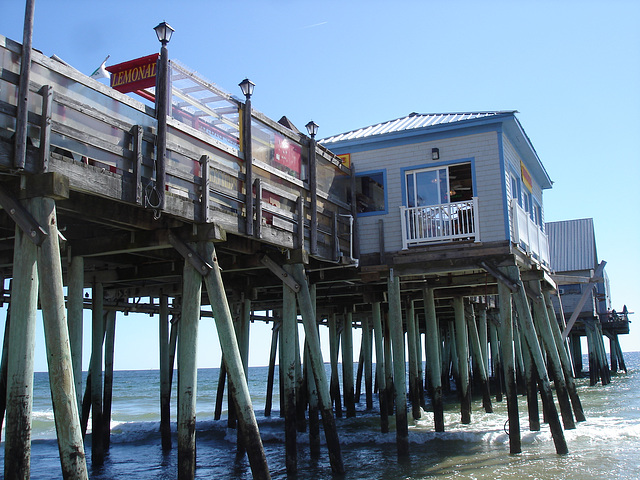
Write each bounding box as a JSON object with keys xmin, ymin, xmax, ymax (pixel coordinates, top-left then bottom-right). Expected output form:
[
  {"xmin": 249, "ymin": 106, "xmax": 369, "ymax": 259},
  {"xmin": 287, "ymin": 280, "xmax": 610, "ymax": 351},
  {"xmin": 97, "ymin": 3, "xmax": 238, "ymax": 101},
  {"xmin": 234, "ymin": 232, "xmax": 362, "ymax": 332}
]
[{"xmin": 546, "ymin": 217, "xmax": 629, "ymax": 381}]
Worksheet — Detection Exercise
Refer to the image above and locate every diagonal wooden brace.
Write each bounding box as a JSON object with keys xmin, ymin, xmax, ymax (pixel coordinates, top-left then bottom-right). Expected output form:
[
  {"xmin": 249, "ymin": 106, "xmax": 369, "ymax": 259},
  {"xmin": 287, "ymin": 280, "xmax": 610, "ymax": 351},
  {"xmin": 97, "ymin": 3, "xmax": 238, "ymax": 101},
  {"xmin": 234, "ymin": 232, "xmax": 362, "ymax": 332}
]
[
  {"xmin": 478, "ymin": 260, "xmax": 518, "ymax": 292},
  {"xmin": 168, "ymin": 231, "xmax": 212, "ymax": 276},
  {"xmin": 0, "ymin": 185, "xmax": 48, "ymax": 246},
  {"xmin": 260, "ymin": 255, "xmax": 300, "ymax": 293}
]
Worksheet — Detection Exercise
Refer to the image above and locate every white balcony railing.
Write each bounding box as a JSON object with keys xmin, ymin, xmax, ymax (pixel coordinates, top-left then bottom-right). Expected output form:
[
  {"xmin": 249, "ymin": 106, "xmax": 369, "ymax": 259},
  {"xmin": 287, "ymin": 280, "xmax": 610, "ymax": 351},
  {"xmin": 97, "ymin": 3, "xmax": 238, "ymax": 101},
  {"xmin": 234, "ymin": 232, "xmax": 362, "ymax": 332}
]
[
  {"xmin": 511, "ymin": 200, "xmax": 549, "ymax": 265},
  {"xmin": 400, "ymin": 198, "xmax": 479, "ymax": 249}
]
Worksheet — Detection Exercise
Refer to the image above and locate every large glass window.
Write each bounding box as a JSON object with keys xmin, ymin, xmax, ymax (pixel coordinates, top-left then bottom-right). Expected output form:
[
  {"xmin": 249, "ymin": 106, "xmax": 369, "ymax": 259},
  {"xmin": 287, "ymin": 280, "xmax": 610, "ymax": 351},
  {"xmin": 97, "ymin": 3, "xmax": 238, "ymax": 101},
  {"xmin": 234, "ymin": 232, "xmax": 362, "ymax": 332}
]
[
  {"xmin": 405, "ymin": 163, "xmax": 472, "ymax": 207},
  {"xmin": 356, "ymin": 171, "xmax": 386, "ymax": 214}
]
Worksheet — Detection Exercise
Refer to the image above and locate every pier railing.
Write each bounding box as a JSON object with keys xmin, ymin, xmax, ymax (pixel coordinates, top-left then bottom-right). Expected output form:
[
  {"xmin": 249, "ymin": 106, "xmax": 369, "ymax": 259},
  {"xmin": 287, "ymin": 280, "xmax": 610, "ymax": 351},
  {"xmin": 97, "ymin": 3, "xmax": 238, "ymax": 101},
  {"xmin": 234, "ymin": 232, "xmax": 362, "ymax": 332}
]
[
  {"xmin": 400, "ymin": 198, "xmax": 479, "ymax": 249},
  {"xmin": 0, "ymin": 34, "xmax": 355, "ymax": 262},
  {"xmin": 511, "ymin": 199, "xmax": 549, "ymax": 265}
]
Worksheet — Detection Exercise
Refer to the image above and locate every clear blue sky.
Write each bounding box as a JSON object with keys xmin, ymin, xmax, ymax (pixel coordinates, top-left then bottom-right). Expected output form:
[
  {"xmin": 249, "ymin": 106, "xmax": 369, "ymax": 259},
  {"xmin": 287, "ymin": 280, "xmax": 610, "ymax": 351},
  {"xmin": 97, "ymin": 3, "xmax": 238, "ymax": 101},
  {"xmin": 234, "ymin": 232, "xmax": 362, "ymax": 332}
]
[{"xmin": 1, "ymin": 0, "xmax": 638, "ymax": 371}]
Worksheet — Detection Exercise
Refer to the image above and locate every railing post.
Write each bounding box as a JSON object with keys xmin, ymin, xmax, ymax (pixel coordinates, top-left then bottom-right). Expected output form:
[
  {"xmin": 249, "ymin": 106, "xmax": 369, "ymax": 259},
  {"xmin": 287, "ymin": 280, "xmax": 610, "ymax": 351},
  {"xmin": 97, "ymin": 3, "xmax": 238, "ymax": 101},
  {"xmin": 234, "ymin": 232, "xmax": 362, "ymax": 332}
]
[
  {"xmin": 473, "ymin": 197, "xmax": 481, "ymax": 242},
  {"xmin": 309, "ymin": 138, "xmax": 318, "ymax": 256},
  {"xmin": 400, "ymin": 206, "xmax": 408, "ymax": 250}
]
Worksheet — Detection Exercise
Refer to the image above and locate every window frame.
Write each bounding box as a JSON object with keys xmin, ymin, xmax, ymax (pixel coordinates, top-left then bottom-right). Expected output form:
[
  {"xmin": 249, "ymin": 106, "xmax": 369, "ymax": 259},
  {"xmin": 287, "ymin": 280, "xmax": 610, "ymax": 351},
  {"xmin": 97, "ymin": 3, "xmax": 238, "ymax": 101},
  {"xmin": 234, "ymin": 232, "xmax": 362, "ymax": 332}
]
[{"xmin": 354, "ymin": 169, "xmax": 388, "ymax": 217}]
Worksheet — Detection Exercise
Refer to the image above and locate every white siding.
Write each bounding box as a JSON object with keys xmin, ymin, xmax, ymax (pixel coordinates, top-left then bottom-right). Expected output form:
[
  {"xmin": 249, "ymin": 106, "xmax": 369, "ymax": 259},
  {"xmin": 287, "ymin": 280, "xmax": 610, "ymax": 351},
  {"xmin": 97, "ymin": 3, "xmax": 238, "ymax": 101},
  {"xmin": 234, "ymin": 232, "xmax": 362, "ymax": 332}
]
[{"xmin": 353, "ymin": 131, "xmax": 506, "ymax": 255}]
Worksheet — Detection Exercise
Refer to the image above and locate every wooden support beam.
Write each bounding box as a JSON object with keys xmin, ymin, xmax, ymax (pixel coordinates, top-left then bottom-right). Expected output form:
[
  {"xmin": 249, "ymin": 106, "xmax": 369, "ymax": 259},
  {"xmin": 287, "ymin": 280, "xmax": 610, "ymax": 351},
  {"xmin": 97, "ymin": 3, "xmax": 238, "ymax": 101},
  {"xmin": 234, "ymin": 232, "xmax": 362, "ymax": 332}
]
[
  {"xmin": 261, "ymin": 254, "xmax": 300, "ymax": 293},
  {"xmin": 371, "ymin": 301, "xmax": 389, "ymax": 433},
  {"xmin": 487, "ymin": 312, "xmax": 503, "ymax": 403},
  {"xmin": 328, "ymin": 313, "xmax": 342, "ymax": 417},
  {"xmin": 519, "ymin": 327, "xmax": 540, "ymax": 432},
  {"xmin": 281, "ymin": 266, "xmax": 297, "ymax": 473},
  {"xmin": 342, "ymin": 311, "xmax": 356, "ymax": 418},
  {"xmin": 0, "ymin": 184, "xmax": 48, "ymax": 246},
  {"xmin": 290, "ymin": 263, "xmax": 344, "ymax": 474},
  {"xmin": 177, "ymin": 256, "xmax": 202, "ymax": 479},
  {"xmin": 562, "ymin": 261, "xmax": 606, "ymax": 339},
  {"xmin": 13, "ymin": 0, "xmax": 34, "ymax": 170},
  {"xmin": 169, "ymin": 231, "xmax": 212, "ymax": 276},
  {"xmin": 133, "ymin": 125, "xmax": 143, "ymax": 205},
  {"xmin": 159, "ymin": 294, "xmax": 172, "ymax": 449},
  {"xmin": 39, "ymin": 85, "xmax": 53, "ymax": 173},
  {"xmin": 505, "ymin": 265, "xmax": 568, "ymax": 454},
  {"xmin": 496, "ymin": 281, "xmax": 521, "ymax": 454},
  {"xmin": 67, "ymin": 256, "xmax": 84, "ymax": 416},
  {"xmin": 423, "ymin": 288, "xmax": 444, "ymax": 432},
  {"xmin": 466, "ymin": 302, "xmax": 492, "ymax": 413},
  {"xmin": 103, "ymin": 310, "xmax": 116, "ymax": 449},
  {"xmin": 362, "ymin": 316, "xmax": 373, "ymax": 410},
  {"xmin": 91, "ymin": 282, "xmax": 105, "ymax": 465},
  {"xmin": 406, "ymin": 299, "xmax": 421, "ymax": 420},
  {"xmin": 201, "ymin": 241, "xmax": 271, "ymax": 479},
  {"xmin": 453, "ymin": 297, "xmax": 471, "ymax": 424},
  {"xmin": 5, "ymin": 198, "xmax": 39, "ymax": 479},
  {"xmin": 527, "ymin": 281, "xmax": 575, "ymax": 430},
  {"xmin": 306, "ymin": 284, "xmax": 320, "ymax": 456},
  {"xmin": 264, "ymin": 322, "xmax": 280, "ymax": 417},
  {"xmin": 388, "ymin": 273, "xmax": 409, "ymax": 455},
  {"xmin": 22, "ymin": 151, "xmax": 87, "ymax": 476}
]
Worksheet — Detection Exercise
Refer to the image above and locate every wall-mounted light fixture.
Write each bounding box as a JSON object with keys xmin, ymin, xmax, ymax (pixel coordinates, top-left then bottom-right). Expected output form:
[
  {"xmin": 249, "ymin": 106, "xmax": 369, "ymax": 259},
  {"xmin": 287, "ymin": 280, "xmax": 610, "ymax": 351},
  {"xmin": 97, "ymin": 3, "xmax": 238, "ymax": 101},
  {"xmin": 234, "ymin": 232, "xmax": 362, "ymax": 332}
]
[{"xmin": 431, "ymin": 147, "xmax": 440, "ymax": 160}]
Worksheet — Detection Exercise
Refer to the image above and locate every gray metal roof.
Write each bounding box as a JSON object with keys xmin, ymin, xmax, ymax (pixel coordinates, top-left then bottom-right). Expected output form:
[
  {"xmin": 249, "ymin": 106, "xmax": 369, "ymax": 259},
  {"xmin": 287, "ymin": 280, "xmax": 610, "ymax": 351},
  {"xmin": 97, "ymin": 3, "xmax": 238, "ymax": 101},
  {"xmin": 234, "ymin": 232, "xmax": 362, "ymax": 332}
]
[
  {"xmin": 545, "ymin": 218, "xmax": 598, "ymax": 273},
  {"xmin": 321, "ymin": 111, "xmax": 516, "ymax": 144}
]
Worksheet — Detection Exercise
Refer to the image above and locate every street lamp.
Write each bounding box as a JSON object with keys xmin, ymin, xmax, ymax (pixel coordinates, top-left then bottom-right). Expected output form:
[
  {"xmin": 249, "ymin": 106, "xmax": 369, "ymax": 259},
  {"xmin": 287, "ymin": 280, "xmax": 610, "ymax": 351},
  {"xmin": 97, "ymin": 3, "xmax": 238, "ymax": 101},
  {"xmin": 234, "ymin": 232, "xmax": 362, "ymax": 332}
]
[
  {"xmin": 239, "ymin": 78, "xmax": 255, "ymax": 98},
  {"xmin": 154, "ymin": 21, "xmax": 174, "ymax": 45},
  {"xmin": 153, "ymin": 21, "xmax": 174, "ymax": 212},
  {"xmin": 239, "ymin": 78, "xmax": 255, "ymax": 236},
  {"xmin": 305, "ymin": 120, "xmax": 319, "ymax": 138},
  {"xmin": 306, "ymin": 121, "xmax": 319, "ymax": 255}
]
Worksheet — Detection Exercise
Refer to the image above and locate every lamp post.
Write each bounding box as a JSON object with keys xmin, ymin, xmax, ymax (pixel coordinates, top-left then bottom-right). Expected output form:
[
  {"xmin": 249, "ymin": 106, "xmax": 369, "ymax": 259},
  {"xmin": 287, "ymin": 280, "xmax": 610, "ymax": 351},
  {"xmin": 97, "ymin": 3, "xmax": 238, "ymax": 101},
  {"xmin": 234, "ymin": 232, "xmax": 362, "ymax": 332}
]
[
  {"xmin": 153, "ymin": 21, "xmax": 174, "ymax": 212},
  {"xmin": 306, "ymin": 121, "xmax": 319, "ymax": 256},
  {"xmin": 239, "ymin": 78, "xmax": 255, "ymax": 236}
]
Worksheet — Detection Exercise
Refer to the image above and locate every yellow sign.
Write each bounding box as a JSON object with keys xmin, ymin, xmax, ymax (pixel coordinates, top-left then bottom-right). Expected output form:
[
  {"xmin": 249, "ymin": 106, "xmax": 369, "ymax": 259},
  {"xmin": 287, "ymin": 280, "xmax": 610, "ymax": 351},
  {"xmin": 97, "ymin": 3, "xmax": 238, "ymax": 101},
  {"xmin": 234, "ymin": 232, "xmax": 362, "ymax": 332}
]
[
  {"xmin": 521, "ymin": 161, "xmax": 532, "ymax": 192},
  {"xmin": 337, "ymin": 153, "xmax": 351, "ymax": 168}
]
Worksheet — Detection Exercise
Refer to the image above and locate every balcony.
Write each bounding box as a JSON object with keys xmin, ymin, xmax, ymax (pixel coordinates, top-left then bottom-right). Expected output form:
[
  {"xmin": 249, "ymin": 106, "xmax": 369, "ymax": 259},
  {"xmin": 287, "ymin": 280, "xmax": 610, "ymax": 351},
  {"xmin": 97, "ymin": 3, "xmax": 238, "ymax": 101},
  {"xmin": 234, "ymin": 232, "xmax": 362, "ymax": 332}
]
[
  {"xmin": 400, "ymin": 198, "xmax": 479, "ymax": 249},
  {"xmin": 511, "ymin": 200, "xmax": 549, "ymax": 265}
]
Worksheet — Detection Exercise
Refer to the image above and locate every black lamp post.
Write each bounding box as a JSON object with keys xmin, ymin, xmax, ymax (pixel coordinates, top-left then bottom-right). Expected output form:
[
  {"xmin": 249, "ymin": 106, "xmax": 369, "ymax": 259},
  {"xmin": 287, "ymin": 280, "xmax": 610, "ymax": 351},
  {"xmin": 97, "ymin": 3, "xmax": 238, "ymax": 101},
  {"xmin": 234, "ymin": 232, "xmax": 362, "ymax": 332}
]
[
  {"xmin": 239, "ymin": 78, "xmax": 255, "ymax": 236},
  {"xmin": 153, "ymin": 21, "xmax": 174, "ymax": 211},
  {"xmin": 306, "ymin": 121, "xmax": 319, "ymax": 255}
]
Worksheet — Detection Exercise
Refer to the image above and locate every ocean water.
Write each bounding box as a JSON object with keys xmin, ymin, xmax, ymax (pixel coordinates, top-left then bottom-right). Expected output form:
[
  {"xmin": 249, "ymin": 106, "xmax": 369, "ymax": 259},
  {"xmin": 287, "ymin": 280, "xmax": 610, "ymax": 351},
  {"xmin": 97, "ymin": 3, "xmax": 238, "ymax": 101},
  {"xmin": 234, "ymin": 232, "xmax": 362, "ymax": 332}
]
[{"xmin": 3, "ymin": 352, "xmax": 640, "ymax": 479}]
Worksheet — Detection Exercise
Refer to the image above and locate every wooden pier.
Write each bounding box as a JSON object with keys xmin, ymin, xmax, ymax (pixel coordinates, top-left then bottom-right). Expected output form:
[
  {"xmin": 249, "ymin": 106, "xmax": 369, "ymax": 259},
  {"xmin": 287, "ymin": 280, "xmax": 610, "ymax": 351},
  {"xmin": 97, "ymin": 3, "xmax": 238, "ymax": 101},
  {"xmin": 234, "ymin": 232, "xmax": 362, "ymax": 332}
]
[{"xmin": 0, "ymin": 11, "xmax": 630, "ymax": 479}]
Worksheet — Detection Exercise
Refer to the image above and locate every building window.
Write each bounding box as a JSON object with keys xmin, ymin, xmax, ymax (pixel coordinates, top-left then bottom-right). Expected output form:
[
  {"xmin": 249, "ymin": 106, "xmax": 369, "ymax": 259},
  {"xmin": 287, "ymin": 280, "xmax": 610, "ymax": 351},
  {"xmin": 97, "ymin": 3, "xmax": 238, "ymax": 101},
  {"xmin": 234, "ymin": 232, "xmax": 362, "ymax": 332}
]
[
  {"xmin": 405, "ymin": 162, "xmax": 473, "ymax": 207},
  {"xmin": 355, "ymin": 170, "xmax": 386, "ymax": 214},
  {"xmin": 559, "ymin": 284, "xmax": 582, "ymax": 295}
]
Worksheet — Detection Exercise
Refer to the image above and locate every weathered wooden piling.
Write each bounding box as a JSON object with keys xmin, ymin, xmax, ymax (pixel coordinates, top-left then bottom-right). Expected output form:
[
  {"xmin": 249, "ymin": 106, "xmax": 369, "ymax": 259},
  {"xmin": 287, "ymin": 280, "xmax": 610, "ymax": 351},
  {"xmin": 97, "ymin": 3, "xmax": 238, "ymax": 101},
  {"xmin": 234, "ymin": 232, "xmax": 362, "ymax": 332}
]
[
  {"xmin": 519, "ymin": 328, "xmax": 540, "ymax": 432},
  {"xmin": 177, "ymin": 258, "xmax": 201, "ymax": 480},
  {"xmin": 487, "ymin": 315, "xmax": 503, "ymax": 403},
  {"xmin": 281, "ymin": 265, "xmax": 298, "ymax": 473},
  {"xmin": 159, "ymin": 294, "xmax": 172, "ymax": 449},
  {"xmin": 67, "ymin": 256, "xmax": 84, "ymax": 416},
  {"xmin": 527, "ymin": 281, "xmax": 575, "ymax": 429},
  {"xmin": 362, "ymin": 316, "xmax": 374, "ymax": 410},
  {"xmin": 290, "ymin": 263, "xmax": 344, "ymax": 474},
  {"xmin": 342, "ymin": 311, "xmax": 356, "ymax": 417},
  {"xmin": 388, "ymin": 274, "xmax": 408, "ymax": 454},
  {"xmin": 34, "ymin": 196, "xmax": 88, "ymax": 478},
  {"xmin": 201, "ymin": 242, "xmax": 270, "ymax": 480},
  {"xmin": 465, "ymin": 302, "xmax": 492, "ymax": 413},
  {"xmin": 91, "ymin": 281, "xmax": 105, "ymax": 465},
  {"xmin": 506, "ymin": 265, "xmax": 568, "ymax": 454},
  {"xmin": 328, "ymin": 312, "xmax": 342, "ymax": 417},
  {"xmin": 371, "ymin": 301, "xmax": 389, "ymax": 433},
  {"xmin": 453, "ymin": 296, "xmax": 471, "ymax": 424},
  {"xmin": 406, "ymin": 299, "xmax": 421, "ymax": 420},
  {"xmin": 422, "ymin": 288, "xmax": 444, "ymax": 432},
  {"xmin": 264, "ymin": 322, "xmax": 280, "ymax": 417},
  {"xmin": 496, "ymin": 281, "xmax": 521, "ymax": 454},
  {"xmin": 103, "ymin": 310, "xmax": 116, "ymax": 449},
  {"xmin": 383, "ymin": 312, "xmax": 395, "ymax": 415},
  {"xmin": 4, "ymin": 199, "xmax": 39, "ymax": 480}
]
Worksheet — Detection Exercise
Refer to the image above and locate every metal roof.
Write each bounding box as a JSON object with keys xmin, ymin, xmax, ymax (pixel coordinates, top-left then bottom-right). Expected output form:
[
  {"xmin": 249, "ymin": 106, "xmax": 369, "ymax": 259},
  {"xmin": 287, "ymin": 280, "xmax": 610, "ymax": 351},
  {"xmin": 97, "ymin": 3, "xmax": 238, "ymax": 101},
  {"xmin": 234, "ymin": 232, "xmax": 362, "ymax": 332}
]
[
  {"xmin": 321, "ymin": 111, "xmax": 517, "ymax": 144},
  {"xmin": 545, "ymin": 218, "xmax": 598, "ymax": 273}
]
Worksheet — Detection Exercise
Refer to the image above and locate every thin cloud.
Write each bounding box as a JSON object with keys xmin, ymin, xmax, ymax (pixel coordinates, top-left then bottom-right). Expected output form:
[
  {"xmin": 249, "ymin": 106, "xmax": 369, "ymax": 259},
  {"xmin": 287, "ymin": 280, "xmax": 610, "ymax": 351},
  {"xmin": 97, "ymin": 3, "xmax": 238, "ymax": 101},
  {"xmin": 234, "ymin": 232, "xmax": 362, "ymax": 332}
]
[{"xmin": 300, "ymin": 21, "xmax": 328, "ymax": 29}]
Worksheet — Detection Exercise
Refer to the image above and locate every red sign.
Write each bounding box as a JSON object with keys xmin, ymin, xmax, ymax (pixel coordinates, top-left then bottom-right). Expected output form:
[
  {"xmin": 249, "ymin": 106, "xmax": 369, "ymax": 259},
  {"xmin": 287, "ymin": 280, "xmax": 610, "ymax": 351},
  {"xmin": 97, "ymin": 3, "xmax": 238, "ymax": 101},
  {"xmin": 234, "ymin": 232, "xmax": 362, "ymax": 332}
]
[
  {"xmin": 106, "ymin": 54, "xmax": 159, "ymax": 93},
  {"xmin": 521, "ymin": 161, "xmax": 533, "ymax": 192},
  {"xmin": 274, "ymin": 133, "xmax": 301, "ymax": 177}
]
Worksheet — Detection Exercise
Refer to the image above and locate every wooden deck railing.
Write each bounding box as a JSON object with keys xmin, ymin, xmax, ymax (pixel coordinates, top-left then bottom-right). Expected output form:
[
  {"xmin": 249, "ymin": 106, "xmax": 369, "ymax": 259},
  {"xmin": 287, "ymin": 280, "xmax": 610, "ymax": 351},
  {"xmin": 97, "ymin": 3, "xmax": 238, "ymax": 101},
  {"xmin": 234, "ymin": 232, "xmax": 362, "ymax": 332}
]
[
  {"xmin": 400, "ymin": 198, "xmax": 479, "ymax": 249},
  {"xmin": 511, "ymin": 199, "xmax": 549, "ymax": 265},
  {"xmin": 0, "ymin": 34, "xmax": 355, "ymax": 262}
]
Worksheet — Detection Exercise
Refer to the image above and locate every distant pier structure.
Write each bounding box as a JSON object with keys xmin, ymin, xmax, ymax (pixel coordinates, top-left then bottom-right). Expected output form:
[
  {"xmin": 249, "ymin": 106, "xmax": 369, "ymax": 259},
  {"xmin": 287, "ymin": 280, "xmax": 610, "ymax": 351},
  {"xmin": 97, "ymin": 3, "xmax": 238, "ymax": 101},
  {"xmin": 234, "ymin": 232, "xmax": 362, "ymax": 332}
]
[
  {"xmin": 0, "ymin": 5, "xmax": 632, "ymax": 480},
  {"xmin": 546, "ymin": 218, "xmax": 631, "ymax": 385}
]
